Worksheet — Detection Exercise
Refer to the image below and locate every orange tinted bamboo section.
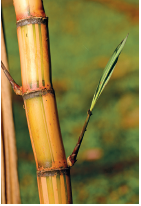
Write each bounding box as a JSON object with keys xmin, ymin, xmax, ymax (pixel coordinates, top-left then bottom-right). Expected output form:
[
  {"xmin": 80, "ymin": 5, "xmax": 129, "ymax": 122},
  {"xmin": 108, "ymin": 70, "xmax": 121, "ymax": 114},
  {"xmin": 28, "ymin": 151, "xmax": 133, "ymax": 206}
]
[{"xmin": 13, "ymin": 0, "xmax": 72, "ymax": 203}]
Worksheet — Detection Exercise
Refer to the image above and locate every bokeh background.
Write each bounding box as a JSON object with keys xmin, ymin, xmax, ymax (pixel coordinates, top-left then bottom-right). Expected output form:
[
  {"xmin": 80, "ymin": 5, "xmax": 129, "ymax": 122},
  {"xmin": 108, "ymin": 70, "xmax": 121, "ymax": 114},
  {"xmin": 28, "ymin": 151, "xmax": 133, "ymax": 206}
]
[{"xmin": 2, "ymin": 0, "xmax": 139, "ymax": 204}]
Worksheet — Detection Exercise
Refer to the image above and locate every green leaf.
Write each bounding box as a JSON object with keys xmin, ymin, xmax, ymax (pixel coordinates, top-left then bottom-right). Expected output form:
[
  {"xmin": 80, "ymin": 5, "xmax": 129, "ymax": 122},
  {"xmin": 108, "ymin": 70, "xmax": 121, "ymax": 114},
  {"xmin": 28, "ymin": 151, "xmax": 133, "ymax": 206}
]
[{"xmin": 90, "ymin": 34, "xmax": 128, "ymax": 112}]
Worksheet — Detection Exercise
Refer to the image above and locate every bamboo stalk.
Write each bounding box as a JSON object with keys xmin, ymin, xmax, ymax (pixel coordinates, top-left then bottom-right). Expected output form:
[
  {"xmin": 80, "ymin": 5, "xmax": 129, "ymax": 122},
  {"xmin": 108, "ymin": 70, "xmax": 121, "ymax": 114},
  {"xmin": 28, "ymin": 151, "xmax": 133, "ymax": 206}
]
[
  {"xmin": 12, "ymin": 0, "xmax": 72, "ymax": 203},
  {"xmin": 1, "ymin": 133, "xmax": 6, "ymax": 204},
  {"xmin": 1, "ymin": 19, "xmax": 21, "ymax": 204}
]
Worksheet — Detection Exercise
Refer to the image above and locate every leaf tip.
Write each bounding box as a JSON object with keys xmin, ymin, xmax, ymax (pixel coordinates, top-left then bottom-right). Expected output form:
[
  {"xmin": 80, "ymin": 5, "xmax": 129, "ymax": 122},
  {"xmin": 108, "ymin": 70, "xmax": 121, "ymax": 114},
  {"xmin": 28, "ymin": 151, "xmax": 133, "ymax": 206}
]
[{"xmin": 123, "ymin": 33, "xmax": 129, "ymax": 44}]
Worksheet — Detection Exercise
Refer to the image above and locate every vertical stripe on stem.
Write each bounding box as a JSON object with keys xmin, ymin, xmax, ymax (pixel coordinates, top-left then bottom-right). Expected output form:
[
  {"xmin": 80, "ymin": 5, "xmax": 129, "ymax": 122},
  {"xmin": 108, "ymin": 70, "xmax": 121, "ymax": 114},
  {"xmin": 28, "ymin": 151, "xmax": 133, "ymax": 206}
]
[
  {"xmin": 32, "ymin": 24, "xmax": 39, "ymax": 88},
  {"xmin": 60, "ymin": 174, "xmax": 67, "ymax": 203},
  {"xmin": 37, "ymin": 177, "xmax": 44, "ymax": 204},
  {"xmin": 42, "ymin": 94, "xmax": 67, "ymax": 168},
  {"xmin": 66, "ymin": 174, "xmax": 73, "ymax": 203},
  {"xmin": 52, "ymin": 174, "xmax": 59, "ymax": 204},
  {"xmin": 24, "ymin": 24, "xmax": 38, "ymax": 88},
  {"xmin": 41, "ymin": 177, "xmax": 49, "ymax": 203},
  {"xmin": 56, "ymin": 174, "xmax": 62, "ymax": 204},
  {"xmin": 25, "ymin": 96, "xmax": 53, "ymax": 168},
  {"xmin": 41, "ymin": 24, "xmax": 51, "ymax": 88},
  {"xmin": 18, "ymin": 26, "xmax": 28, "ymax": 92},
  {"xmin": 46, "ymin": 176, "xmax": 55, "ymax": 204},
  {"xmin": 64, "ymin": 174, "xmax": 69, "ymax": 203},
  {"xmin": 35, "ymin": 24, "xmax": 42, "ymax": 88},
  {"xmin": 38, "ymin": 24, "xmax": 44, "ymax": 86}
]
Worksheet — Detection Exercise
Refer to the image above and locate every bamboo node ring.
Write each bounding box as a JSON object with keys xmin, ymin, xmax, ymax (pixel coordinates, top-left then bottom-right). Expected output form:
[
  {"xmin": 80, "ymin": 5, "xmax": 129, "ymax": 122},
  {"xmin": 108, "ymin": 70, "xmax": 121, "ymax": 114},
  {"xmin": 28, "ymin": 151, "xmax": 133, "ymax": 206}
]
[
  {"xmin": 37, "ymin": 167, "xmax": 70, "ymax": 177},
  {"xmin": 16, "ymin": 17, "xmax": 48, "ymax": 28},
  {"xmin": 22, "ymin": 88, "xmax": 55, "ymax": 100}
]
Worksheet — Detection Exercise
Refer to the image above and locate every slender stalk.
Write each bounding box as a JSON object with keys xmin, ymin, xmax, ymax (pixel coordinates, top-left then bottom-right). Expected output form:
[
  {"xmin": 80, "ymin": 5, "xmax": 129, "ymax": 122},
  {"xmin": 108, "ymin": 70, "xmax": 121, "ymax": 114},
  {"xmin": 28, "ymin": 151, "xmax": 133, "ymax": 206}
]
[
  {"xmin": 67, "ymin": 110, "xmax": 92, "ymax": 167},
  {"xmin": 1, "ymin": 19, "xmax": 21, "ymax": 204},
  {"xmin": 1, "ymin": 61, "xmax": 22, "ymax": 95}
]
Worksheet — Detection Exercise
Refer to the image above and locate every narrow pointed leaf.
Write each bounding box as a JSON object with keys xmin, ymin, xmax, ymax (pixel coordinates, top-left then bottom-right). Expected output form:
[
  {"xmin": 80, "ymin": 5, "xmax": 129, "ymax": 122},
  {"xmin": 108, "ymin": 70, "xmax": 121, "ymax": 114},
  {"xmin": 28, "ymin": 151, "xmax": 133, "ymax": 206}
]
[{"xmin": 90, "ymin": 34, "xmax": 128, "ymax": 111}]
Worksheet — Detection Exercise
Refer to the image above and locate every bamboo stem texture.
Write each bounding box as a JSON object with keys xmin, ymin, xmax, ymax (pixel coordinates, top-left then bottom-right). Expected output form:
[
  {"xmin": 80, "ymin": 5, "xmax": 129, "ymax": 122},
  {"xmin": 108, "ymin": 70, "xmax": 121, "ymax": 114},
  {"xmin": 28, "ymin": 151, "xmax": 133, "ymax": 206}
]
[{"xmin": 13, "ymin": 0, "xmax": 72, "ymax": 203}]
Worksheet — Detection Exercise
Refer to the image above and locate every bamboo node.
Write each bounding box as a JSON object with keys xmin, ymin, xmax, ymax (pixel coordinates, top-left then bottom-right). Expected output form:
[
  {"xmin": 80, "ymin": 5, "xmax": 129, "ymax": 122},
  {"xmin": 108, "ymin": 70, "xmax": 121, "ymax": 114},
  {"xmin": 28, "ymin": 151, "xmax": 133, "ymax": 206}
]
[
  {"xmin": 37, "ymin": 167, "xmax": 70, "ymax": 177},
  {"xmin": 22, "ymin": 88, "xmax": 55, "ymax": 100},
  {"xmin": 16, "ymin": 17, "xmax": 48, "ymax": 28},
  {"xmin": 87, "ymin": 109, "xmax": 92, "ymax": 116}
]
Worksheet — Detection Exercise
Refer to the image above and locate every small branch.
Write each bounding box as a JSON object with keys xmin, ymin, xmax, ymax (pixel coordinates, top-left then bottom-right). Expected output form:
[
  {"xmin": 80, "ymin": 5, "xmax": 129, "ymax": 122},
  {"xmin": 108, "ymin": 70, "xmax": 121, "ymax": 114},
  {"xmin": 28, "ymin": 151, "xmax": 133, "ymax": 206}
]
[
  {"xmin": 67, "ymin": 35, "xmax": 128, "ymax": 167},
  {"xmin": 1, "ymin": 61, "xmax": 22, "ymax": 95},
  {"xmin": 67, "ymin": 109, "xmax": 92, "ymax": 167}
]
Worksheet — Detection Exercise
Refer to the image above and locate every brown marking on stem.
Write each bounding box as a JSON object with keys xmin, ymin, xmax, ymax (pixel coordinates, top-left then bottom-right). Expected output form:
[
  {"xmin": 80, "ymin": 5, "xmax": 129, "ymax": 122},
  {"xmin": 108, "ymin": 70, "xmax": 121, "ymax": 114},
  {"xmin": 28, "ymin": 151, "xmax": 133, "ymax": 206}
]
[
  {"xmin": 22, "ymin": 87, "xmax": 55, "ymax": 100},
  {"xmin": 67, "ymin": 109, "xmax": 92, "ymax": 167},
  {"xmin": 16, "ymin": 17, "xmax": 48, "ymax": 28},
  {"xmin": 1, "ymin": 61, "xmax": 22, "ymax": 96},
  {"xmin": 37, "ymin": 168, "xmax": 70, "ymax": 177}
]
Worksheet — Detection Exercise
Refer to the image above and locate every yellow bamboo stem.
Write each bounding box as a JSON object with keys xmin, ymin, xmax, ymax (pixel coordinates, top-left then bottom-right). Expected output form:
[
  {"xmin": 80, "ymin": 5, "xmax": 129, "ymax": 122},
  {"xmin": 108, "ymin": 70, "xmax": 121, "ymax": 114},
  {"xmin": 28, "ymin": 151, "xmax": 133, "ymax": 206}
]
[{"xmin": 13, "ymin": 0, "xmax": 72, "ymax": 203}]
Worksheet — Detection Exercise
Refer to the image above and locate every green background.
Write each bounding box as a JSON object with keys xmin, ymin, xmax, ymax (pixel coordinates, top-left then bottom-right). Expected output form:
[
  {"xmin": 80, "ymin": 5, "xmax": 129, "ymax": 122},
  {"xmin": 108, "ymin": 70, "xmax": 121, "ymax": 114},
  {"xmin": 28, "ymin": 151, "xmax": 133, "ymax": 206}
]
[{"xmin": 2, "ymin": 0, "xmax": 139, "ymax": 204}]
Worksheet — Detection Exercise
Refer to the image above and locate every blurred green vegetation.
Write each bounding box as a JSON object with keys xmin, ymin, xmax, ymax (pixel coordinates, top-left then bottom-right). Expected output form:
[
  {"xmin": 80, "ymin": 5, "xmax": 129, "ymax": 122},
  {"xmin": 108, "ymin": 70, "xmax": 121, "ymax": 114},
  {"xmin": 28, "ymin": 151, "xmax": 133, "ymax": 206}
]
[{"xmin": 2, "ymin": 0, "xmax": 138, "ymax": 204}]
